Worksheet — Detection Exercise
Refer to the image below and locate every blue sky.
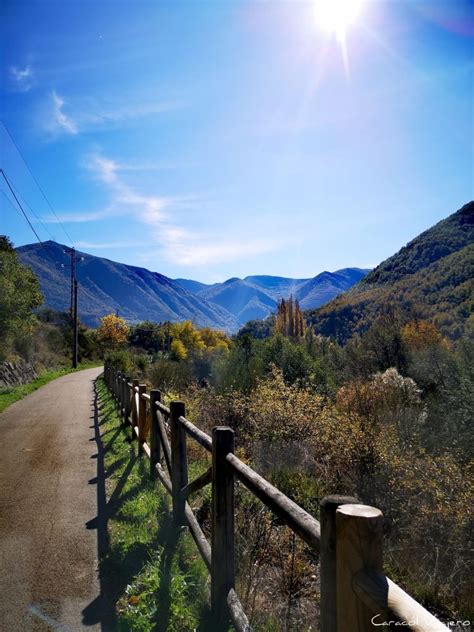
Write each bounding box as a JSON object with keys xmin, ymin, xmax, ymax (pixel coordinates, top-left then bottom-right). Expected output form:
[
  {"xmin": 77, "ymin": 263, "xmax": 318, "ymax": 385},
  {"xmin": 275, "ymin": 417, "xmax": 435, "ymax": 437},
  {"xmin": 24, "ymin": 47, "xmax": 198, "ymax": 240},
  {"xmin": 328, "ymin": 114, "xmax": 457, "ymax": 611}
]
[{"xmin": 1, "ymin": 0, "xmax": 473, "ymax": 282}]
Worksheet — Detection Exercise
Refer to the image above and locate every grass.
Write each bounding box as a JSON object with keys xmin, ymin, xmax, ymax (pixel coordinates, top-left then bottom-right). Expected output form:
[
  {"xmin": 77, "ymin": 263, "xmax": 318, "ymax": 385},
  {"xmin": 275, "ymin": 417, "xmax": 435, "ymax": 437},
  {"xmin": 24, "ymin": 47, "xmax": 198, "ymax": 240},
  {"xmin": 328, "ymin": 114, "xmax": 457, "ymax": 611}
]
[
  {"xmin": 0, "ymin": 360, "xmax": 102, "ymax": 413},
  {"xmin": 95, "ymin": 376, "xmax": 213, "ymax": 632}
]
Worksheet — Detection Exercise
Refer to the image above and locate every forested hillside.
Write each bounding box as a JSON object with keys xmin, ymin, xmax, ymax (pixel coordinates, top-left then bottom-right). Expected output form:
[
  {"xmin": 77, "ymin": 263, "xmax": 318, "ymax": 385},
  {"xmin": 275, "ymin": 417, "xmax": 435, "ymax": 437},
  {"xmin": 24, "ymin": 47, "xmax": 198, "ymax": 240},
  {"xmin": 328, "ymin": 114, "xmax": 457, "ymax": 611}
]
[{"xmin": 306, "ymin": 202, "xmax": 474, "ymax": 342}]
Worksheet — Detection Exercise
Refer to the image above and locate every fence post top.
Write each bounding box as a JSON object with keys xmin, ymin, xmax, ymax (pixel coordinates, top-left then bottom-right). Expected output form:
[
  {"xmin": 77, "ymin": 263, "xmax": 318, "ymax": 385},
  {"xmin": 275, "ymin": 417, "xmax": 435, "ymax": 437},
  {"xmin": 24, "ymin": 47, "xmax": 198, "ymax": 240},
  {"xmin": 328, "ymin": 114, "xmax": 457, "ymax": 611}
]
[
  {"xmin": 150, "ymin": 388, "xmax": 161, "ymax": 399},
  {"xmin": 138, "ymin": 383, "xmax": 147, "ymax": 391},
  {"xmin": 170, "ymin": 400, "xmax": 185, "ymax": 416},
  {"xmin": 170, "ymin": 400, "xmax": 185, "ymax": 409},
  {"xmin": 212, "ymin": 426, "xmax": 234, "ymax": 435},
  {"xmin": 337, "ymin": 504, "xmax": 382, "ymax": 519}
]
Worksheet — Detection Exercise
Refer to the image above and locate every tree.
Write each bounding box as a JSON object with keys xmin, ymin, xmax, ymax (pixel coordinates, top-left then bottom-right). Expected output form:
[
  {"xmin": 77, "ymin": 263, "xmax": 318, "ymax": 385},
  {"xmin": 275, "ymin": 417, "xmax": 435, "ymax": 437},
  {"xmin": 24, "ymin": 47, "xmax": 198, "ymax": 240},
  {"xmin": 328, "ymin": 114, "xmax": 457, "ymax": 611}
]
[
  {"xmin": 274, "ymin": 296, "xmax": 306, "ymax": 338},
  {"xmin": 97, "ymin": 314, "xmax": 130, "ymax": 349},
  {"xmin": 170, "ymin": 338, "xmax": 187, "ymax": 361},
  {"xmin": 0, "ymin": 236, "xmax": 43, "ymax": 359}
]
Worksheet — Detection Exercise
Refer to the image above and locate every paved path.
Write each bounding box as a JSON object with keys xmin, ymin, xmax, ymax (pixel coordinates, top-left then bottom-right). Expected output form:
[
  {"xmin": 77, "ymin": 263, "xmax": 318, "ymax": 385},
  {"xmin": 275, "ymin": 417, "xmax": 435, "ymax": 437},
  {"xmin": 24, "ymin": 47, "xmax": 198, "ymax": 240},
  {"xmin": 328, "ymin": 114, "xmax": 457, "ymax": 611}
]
[{"xmin": 0, "ymin": 367, "xmax": 105, "ymax": 631}]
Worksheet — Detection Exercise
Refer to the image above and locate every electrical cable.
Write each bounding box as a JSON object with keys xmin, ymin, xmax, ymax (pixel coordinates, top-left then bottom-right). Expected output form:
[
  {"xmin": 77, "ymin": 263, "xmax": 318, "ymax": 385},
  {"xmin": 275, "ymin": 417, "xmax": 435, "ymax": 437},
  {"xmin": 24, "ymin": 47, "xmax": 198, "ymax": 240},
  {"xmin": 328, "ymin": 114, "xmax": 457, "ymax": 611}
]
[
  {"xmin": 0, "ymin": 169, "xmax": 43, "ymax": 243},
  {"xmin": 0, "ymin": 120, "xmax": 74, "ymax": 246}
]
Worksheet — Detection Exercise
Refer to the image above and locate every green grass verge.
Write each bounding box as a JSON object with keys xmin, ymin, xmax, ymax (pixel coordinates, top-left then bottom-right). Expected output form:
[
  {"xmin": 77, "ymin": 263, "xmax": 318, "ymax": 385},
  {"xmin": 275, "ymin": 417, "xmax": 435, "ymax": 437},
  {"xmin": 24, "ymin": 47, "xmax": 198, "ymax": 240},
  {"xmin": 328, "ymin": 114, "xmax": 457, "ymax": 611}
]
[
  {"xmin": 95, "ymin": 376, "xmax": 212, "ymax": 632},
  {"xmin": 0, "ymin": 361, "xmax": 102, "ymax": 413}
]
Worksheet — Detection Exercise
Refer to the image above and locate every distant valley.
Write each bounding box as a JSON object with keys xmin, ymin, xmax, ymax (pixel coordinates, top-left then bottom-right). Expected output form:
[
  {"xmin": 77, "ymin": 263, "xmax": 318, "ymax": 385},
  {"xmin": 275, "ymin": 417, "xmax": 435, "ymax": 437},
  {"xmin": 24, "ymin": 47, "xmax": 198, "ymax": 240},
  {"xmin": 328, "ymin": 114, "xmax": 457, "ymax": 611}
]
[{"xmin": 16, "ymin": 240, "xmax": 368, "ymax": 332}]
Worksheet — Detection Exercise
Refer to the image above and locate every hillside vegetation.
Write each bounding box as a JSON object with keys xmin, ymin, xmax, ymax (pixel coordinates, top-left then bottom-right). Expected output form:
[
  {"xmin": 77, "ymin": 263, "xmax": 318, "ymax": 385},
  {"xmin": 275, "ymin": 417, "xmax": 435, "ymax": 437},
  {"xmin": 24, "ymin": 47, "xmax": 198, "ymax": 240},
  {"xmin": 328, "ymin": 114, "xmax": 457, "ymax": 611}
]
[{"xmin": 306, "ymin": 202, "xmax": 474, "ymax": 342}]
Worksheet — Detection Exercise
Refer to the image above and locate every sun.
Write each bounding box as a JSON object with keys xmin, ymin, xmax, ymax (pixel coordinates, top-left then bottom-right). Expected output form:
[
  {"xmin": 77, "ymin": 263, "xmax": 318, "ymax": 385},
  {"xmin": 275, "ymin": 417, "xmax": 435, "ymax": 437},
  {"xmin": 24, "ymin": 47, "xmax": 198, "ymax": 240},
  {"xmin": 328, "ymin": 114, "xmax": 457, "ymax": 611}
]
[{"xmin": 313, "ymin": 0, "xmax": 364, "ymax": 42}]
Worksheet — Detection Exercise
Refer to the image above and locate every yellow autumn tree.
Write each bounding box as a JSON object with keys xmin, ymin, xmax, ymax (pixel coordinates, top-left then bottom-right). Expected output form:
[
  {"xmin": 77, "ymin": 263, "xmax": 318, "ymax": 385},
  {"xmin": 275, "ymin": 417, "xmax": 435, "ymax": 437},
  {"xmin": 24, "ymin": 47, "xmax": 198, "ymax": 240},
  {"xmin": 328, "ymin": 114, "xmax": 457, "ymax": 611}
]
[
  {"xmin": 97, "ymin": 314, "xmax": 130, "ymax": 349},
  {"xmin": 401, "ymin": 320, "xmax": 449, "ymax": 351},
  {"xmin": 274, "ymin": 296, "xmax": 306, "ymax": 337}
]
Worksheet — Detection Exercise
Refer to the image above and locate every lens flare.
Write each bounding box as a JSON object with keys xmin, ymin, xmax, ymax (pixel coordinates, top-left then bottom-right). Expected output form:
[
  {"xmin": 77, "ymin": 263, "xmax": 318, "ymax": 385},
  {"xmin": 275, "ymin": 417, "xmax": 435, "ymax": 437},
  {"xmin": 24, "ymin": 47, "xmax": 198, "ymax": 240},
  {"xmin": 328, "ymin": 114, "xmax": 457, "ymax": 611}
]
[{"xmin": 314, "ymin": 0, "xmax": 364, "ymax": 42}]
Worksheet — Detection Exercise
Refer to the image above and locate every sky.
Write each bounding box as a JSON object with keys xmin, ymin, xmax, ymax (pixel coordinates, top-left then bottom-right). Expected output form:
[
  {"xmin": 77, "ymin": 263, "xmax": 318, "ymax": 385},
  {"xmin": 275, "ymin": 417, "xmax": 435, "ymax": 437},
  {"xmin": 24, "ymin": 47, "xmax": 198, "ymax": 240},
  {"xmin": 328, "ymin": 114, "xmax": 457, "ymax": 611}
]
[{"xmin": 1, "ymin": 0, "xmax": 473, "ymax": 283}]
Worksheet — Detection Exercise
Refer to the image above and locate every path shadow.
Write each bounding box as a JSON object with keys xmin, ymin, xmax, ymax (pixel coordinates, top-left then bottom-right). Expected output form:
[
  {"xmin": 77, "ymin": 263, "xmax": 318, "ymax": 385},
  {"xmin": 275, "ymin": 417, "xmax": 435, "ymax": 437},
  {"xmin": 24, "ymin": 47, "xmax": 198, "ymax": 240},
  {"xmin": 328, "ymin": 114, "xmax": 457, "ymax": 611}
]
[
  {"xmin": 82, "ymin": 378, "xmax": 164, "ymax": 630},
  {"xmin": 83, "ymin": 377, "xmax": 213, "ymax": 631}
]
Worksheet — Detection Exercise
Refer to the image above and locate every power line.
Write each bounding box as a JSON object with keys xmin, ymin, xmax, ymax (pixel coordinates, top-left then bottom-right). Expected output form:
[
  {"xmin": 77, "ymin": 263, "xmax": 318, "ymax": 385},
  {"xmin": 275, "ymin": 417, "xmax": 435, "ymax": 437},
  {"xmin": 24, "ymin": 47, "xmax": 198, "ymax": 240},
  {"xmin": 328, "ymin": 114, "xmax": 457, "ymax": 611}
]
[
  {"xmin": 1, "ymin": 188, "xmax": 26, "ymax": 222},
  {"xmin": 0, "ymin": 120, "xmax": 74, "ymax": 246},
  {"xmin": 0, "ymin": 169, "xmax": 43, "ymax": 244},
  {"xmin": 4, "ymin": 177, "xmax": 56, "ymax": 242}
]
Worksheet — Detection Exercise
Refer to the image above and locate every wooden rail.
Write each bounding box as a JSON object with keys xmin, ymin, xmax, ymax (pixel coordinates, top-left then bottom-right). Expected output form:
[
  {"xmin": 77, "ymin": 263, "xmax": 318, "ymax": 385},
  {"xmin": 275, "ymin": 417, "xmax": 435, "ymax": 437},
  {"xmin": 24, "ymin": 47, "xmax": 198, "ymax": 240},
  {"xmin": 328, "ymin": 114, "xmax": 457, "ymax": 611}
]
[{"xmin": 104, "ymin": 363, "xmax": 449, "ymax": 632}]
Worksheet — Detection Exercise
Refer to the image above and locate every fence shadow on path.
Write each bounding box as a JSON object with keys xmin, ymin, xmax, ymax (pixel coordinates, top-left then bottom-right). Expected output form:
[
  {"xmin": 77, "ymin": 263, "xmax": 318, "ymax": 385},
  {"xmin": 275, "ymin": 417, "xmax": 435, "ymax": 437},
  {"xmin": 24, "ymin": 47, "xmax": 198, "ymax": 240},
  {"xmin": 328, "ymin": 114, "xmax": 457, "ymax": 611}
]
[
  {"xmin": 82, "ymin": 377, "xmax": 199, "ymax": 632},
  {"xmin": 82, "ymin": 377, "xmax": 146, "ymax": 630}
]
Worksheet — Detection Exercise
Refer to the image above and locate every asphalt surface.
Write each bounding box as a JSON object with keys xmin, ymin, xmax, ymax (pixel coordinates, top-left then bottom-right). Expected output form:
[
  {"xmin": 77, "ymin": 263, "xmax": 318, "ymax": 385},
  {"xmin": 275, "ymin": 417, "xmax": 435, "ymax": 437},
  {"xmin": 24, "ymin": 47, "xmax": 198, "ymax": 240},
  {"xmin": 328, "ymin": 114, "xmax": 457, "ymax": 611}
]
[{"xmin": 0, "ymin": 366, "xmax": 105, "ymax": 631}]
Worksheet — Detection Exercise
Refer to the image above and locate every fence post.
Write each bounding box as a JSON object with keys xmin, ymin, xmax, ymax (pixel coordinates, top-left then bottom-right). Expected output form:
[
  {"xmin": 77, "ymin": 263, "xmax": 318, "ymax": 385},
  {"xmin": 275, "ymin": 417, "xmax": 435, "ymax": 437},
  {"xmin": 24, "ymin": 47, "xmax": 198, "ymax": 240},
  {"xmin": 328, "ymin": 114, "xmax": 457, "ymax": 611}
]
[
  {"xmin": 123, "ymin": 375, "xmax": 131, "ymax": 426},
  {"xmin": 211, "ymin": 426, "xmax": 235, "ymax": 628},
  {"xmin": 137, "ymin": 384, "xmax": 147, "ymax": 456},
  {"xmin": 149, "ymin": 389, "xmax": 161, "ymax": 478},
  {"xmin": 121, "ymin": 373, "xmax": 127, "ymax": 421},
  {"xmin": 320, "ymin": 495, "xmax": 360, "ymax": 632},
  {"xmin": 131, "ymin": 379, "xmax": 139, "ymax": 438},
  {"xmin": 170, "ymin": 401, "xmax": 188, "ymax": 526},
  {"xmin": 336, "ymin": 504, "xmax": 384, "ymax": 632},
  {"xmin": 117, "ymin": 372, "xmax": 123, "ymax": 416}
]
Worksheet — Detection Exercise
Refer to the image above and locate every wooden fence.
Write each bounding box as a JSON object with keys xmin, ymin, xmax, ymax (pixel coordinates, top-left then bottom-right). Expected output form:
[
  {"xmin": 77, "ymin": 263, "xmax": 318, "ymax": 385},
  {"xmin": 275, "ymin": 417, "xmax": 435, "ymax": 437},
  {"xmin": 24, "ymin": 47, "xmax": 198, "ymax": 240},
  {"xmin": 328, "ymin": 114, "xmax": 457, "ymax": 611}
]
[{"xmin": 103, "ymin": 363, "xmax": 449, "ymax": 632}]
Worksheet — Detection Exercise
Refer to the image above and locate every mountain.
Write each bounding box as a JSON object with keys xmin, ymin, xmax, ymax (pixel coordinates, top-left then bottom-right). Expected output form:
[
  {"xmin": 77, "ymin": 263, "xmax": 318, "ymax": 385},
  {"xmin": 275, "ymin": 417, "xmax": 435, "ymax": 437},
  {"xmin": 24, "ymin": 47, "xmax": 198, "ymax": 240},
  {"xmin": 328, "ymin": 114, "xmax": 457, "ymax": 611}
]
[
  {"xmin": 179, "ymin": 269, "xmax": 370, "ymax": 325},
  {"xmin": 296, "ymin": 268, "xmax": 368, "ymax": 309},
  {"xmin": 17, "ymin": 241, "xmax": 239, "ymax": 331},
  {"xmin": 306, "ymin": 202, "xmax": 474, "ymax": 342},
  {"xmin": 174, "ymin": 278, "xmax": 210, "ymax": 294},
  {"xmin": 16, "ymin": 241, "xmax": 369, "ymax": 332}
]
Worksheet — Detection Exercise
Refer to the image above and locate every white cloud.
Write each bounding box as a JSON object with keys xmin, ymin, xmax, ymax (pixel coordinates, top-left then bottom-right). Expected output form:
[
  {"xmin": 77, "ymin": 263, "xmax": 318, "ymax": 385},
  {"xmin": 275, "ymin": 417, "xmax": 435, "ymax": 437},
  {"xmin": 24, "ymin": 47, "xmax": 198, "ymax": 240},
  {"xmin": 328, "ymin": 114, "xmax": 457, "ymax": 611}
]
[
  {"xmin": 9, "ymin": 65, "xmax": 35, "ymax": 92},
  {"xmin": 76, "ymin": 240, "xmax": 142, "ymax": 249},
  {"xmin": 86, "ymin": 153, "xmax": 170, "ymax": 225},
  {"xmin": 42, "ymin": 93, "xmax": 184, "ymax": 137},
  {"xmin": 51, "ymin": 91, "xmax": 78, "ymax": 135},
  {"xmin": 43, "ymin": 210, "xmax": 111, "ymax": 223},
  {"xmin": 72, "ymin": 151, "xmax": 280, "ymax": 267},
  {"xmin": 160, "ymin": 226, "xmax": 277, "ymax": 266}
]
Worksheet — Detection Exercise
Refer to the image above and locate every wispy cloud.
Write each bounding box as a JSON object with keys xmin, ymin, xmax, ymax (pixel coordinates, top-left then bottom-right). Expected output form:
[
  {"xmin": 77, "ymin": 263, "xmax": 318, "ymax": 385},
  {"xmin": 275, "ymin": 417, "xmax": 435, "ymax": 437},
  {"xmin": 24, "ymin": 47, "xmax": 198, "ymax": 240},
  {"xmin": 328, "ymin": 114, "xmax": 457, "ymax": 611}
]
[
  {"xmin": 9, "ymin": 65, "xmax": 35, "ymax": 92},
  {"xmin": 43, "ymin": 210, "xmax": 111, "ymax": 223},
  {"xmin": 159, "ymin": 226, "xmax": 278, "ymax": 266},
  {"xmin": 51, "ymin": 91, "xmax": 78, "ymax": 135},
  {"xmin": 43, "ymin": 92, "xmax": 184, "ymax": 137},
  {"xmin": 76, "ymin": 240, "xmax": 143, "ymax": 249},
  {"xmin": 67, "ymin": 151, "xmax": 279, "ymax": 267},
  {"xmin": 87, "ymin": 154, "xmax": 171, "ymax": 225}
]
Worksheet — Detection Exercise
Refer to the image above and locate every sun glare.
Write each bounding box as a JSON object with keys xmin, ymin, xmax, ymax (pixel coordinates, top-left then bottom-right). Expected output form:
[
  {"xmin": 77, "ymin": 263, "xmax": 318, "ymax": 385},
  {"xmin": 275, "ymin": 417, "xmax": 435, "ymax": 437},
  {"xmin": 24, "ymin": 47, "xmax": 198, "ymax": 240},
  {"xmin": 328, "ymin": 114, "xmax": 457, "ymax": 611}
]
[{"xmin": 314, "ymin": 0, "xmax": 364, "ymax": 42}]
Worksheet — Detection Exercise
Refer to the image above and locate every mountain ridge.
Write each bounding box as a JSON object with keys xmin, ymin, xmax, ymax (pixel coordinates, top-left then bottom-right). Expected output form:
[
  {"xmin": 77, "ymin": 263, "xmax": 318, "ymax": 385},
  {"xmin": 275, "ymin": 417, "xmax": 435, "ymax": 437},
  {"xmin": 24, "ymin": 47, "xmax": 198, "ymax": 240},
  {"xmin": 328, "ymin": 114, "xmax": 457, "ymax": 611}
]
[
  {"xmin": 305, "ymin": 201, "xmax": 474, "ymax": 342},
  {"xmin": 16, "ymin": 240, "xmax": 369, "ymax": 331}
]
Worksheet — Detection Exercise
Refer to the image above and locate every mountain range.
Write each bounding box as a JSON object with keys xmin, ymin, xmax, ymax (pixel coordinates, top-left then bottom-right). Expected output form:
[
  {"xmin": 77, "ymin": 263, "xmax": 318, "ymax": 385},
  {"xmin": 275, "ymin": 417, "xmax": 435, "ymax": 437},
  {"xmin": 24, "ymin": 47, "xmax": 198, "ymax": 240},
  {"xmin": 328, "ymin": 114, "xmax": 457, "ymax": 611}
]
[
  {"xmin": 306, "ymin": 201, "xmax": 474, "ymax": 342},
  {"xmin": 16, "ymin": 240, "xmax": 368, "ymax": 332}
]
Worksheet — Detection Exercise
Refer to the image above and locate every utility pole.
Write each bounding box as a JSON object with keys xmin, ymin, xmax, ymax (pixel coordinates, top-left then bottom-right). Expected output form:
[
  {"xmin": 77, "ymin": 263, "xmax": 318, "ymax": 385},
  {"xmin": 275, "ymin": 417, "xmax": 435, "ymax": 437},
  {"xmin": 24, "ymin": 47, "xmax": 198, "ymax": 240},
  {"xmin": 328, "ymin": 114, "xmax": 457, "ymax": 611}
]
[
  {"xmin": 70, "ymin": 247, "xmax": 76, "ymax": 317},
  {"xmin": 73, "ymin": 279, "xmax": 78, "ymax": 368},
  {"xmin": 63, "ymin": 247, "xmax": 83, "ymax": 368}
]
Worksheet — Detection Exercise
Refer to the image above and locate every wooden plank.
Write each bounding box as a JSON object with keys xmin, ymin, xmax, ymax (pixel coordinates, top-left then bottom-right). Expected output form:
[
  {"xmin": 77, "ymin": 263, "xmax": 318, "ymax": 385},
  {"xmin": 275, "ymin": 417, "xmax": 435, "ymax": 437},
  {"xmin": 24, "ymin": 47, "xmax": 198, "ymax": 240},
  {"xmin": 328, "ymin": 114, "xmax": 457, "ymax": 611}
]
[
  {"xmin": 131, "ymin": 379, "xmax": 139, "ymax": 435},
  {"xmin": 137, "ymin": 384, "xmax": 147, "ymax": 456},
  {"xmin": 149, "ymin": 390, "xmax": 161, "ymax": 478},
  {"xmin": 156, "ymin": 400, "xmax": 171, "ymax": 416},
  {"xmin": 353, "ymin": 570, "xmax": 450, "ymax": 632},
  {"xmin": 171, "ymin": 401, "xmax": 188, "ymax": 526},
  {"xmin": 124, "ymin": 375, "xmax": 131, "ymax": 423},
  {"xmin": 320, "ymin": 495, "xmax": 360, "ymax": 632},
  {"xmin": 185, "ymin": 503, "xmax": 211, "ymax": 571},
  {"xmin": 336, "ymin": 504, "xmax": 384, "ymax": 632},
  {"xmin": 226, "ymin": 452, "xmax": 321, "ymax": 551},
  {"xmin": 181, "ymin": 466, "xmax": 212, "ymax": 499},
  {"xmin": 179, "ymin": 416, "xmax": 212, "ymax": 452},
  {"xmin": 156, "ymin": 408, "xmax": 172, "ymax": 476},
  {"xmin": 227, "ymin": 588, "xmax": 253, "ymax": 632},
  {"xmin": 211, "ymin": 427, "xmax": 235, "ymax": 628}
]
